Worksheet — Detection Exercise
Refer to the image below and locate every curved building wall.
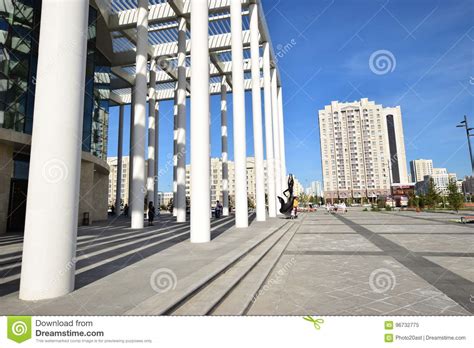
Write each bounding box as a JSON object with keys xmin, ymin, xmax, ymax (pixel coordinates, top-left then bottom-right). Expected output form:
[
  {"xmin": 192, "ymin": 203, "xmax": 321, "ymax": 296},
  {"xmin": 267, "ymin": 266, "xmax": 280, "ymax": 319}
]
[{"xmin": 0, "ymin": 1, "xmax": 112, "ymax": 233}]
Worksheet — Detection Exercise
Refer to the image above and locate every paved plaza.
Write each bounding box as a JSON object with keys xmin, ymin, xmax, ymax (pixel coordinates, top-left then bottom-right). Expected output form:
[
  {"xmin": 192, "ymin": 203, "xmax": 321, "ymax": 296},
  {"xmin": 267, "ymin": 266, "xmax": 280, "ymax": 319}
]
[
  {"xmin": 250, "ymin": 209, "xmax": 474, "ymax": 315},
  {"xmin": 0, "ymin": 209, "xmax": 473, "ymax": 315}
]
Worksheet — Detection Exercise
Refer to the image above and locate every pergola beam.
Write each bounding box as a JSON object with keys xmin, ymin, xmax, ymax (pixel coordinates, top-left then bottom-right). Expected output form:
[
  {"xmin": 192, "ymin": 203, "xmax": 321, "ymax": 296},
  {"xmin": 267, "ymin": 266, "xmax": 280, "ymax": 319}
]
[
  {"xmin": 111, "ymin": 77, "xmax": 263, "ymax": 105},
  {"xmin": 110, "ymin": 57, "xmax": 261, "ymax": 92},
  {"xmin": 108, "ymin": 0, "xmax": 250, "ymax": 31},
  {"xmin": 112, "ymin": 30, "xmax": 251, "ymax": 67}
]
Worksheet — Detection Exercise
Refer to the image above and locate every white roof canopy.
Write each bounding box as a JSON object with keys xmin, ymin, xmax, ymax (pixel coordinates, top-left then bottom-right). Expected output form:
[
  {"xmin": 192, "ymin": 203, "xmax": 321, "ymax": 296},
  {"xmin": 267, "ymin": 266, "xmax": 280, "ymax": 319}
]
[{"xmin": 95, "ymin": 0, "xmax": 280, "ymax": 104}]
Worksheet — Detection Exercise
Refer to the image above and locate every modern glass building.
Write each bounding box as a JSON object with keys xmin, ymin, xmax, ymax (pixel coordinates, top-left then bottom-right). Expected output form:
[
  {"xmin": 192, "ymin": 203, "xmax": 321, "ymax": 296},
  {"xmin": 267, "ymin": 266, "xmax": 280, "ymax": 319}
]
[{"xmin": 0, "ymin": 0, "xmax": 111, "ymax": 233}]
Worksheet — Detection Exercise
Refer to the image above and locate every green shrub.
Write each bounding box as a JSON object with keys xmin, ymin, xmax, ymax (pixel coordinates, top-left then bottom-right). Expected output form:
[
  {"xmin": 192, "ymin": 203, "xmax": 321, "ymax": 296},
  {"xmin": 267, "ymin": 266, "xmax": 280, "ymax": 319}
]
[{"xmin": 385, "ymin": 205, "xmax": 392, "ymax": 211}]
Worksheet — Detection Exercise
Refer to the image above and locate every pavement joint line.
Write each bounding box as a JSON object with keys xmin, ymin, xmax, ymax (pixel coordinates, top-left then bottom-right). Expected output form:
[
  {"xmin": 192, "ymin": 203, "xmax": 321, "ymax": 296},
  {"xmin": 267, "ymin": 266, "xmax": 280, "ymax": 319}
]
[
  {"xmin": 333, "ymin": 213, "xmax": 474, "ymax": 314},
  {"xmin": 283, "ymin": 250, "xmax": 474, "ymax": 257},
  {"xmin": 382, "ymin": 211, "xmax": 474, "ymax": 229}
]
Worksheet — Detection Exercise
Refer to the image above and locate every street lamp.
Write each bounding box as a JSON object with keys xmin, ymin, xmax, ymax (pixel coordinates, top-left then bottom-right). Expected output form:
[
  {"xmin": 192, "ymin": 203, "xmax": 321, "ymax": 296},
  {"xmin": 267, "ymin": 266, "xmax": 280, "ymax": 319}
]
[{"xmin": 456, "ymin": 115, "xmax": 474, "ymax": 175}]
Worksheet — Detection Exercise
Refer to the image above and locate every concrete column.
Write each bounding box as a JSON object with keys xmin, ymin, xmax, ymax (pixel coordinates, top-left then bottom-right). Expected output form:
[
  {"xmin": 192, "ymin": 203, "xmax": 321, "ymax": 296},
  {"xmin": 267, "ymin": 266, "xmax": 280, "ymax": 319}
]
[
  {"xmin": 128, "ymin": 90, "xmax": 135, "ymax": 207},
  {"xmin": 249, "ymin": 4, "xmax": 265, "ymax": 221},
  {"xmin": 190, "ymin": 0, "xmax": 210, "ymax": 243},
  {"xmin": 172, "ymin": 84, "xmax": 178, "ymax": 217},
  {"xmin": 131, "ymin": 0, "xmax": 148, "ymax": 229},
  {"xmin": 278, "ymin": 86, "xmax": 287, "ymax": 189},
  {"xmin": 262, "ymin": 43, "xmax": 276, "ymax": 217},
  {"xmin": 176, "ymin": 16, "xmax": 187, "ymax": 223},
  {"xmin": 147, "ymin": 60, "xmax": 157, "ymax": 205},
  {"xmin": 231, "ymin": 0, "xmax": 248, "ymax": 228},
  {"xmin": 271, "ymin": 68, "xmax": 282, "ymax": 211},
  {"xmin": 115, "ymin": 105, "xmax": 124, "ymax": 213},
  {"xmin": 19, "ymin": 0, "xmax": 89, "ymax": 300},
  {"xmin": 154, "ymin": 101, "xmax": 160, "ymax": 209},
  {"xmin": 221, "ymin": 77, "xmax": 229, "ymax": 216}
]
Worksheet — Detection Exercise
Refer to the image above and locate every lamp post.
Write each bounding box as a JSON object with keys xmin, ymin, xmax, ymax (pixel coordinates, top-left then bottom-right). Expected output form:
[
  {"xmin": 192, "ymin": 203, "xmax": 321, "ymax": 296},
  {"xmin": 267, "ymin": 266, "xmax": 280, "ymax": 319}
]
[{"xmin": 456, "ymin": 115, "xmax": 474, "ymax": 175}]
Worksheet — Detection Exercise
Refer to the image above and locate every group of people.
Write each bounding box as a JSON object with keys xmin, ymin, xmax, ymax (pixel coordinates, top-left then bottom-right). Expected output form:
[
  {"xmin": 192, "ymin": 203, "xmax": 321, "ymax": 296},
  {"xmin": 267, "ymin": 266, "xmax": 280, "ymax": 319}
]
[
  {"xmin": 109, "ymin": 204, "xmax": 129, "ymax": 216},
  {"xmin": 109, "ymin": 203, "xmax": 154, "ymax": 226},
  {"xmin": 326, "ymin": 202, "xmax": 347, "ymax": 214}
]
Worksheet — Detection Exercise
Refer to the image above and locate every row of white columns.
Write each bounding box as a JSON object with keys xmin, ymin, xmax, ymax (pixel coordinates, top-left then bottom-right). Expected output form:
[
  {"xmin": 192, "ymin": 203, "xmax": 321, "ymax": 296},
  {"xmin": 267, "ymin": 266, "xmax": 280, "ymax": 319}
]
[
  {"xmin": 19, "ymin": 0, "xmax": 286, "ymax": 301},
  {"xmin": 189, "ymin": 0, "xmax": 287, "ymax": 242}
]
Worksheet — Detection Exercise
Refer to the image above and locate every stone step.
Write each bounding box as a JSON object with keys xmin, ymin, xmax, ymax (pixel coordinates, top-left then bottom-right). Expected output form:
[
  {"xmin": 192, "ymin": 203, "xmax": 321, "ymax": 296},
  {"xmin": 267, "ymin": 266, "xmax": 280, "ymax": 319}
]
[
  {"xmin": 171, "ymin": 221, "xmax": 295, "ymax": 315},
  {"xmin": 211, "ymin": 222, "xmax": 299, "ymax": 315},
  {"xmin": 126, "ymin": 220, "xmax": 291, "ymax": 315}
]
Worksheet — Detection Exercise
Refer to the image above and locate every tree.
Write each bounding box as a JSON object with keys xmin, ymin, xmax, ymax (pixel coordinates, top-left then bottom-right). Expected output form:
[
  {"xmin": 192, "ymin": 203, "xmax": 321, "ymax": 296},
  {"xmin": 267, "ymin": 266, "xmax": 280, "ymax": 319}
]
[
  {"xmin": 247, "ymin": 196, "xmax": 255, "ymax": 209},
  {"xmin": 447, "ymin": 179, "xmax": 464, "ymax": 212},
  {"xmin": 377, "ymin": 197, "xmax": 385, "ymax": 209},
  {"xmin": 299, "ymin": 193, "xmax": 310, "ymax": 206},
  {"xmin": 418, "ymin": 194, "xmax": 425, "ymax": 209},
  {"xmin": 424, "ymin": 178, "xmax": 440, "ymax": 209},
  {"xmin": 167, "ymin": 198, "xmax": 174, "ymax": 213}
]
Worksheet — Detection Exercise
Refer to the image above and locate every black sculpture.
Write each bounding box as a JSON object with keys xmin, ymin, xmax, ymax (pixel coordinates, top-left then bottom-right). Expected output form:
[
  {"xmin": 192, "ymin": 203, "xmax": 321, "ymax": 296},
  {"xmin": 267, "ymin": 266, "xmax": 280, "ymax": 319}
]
[{"xmin": 278, "ymin": 174, "xmax": 295, "ymax": 216}]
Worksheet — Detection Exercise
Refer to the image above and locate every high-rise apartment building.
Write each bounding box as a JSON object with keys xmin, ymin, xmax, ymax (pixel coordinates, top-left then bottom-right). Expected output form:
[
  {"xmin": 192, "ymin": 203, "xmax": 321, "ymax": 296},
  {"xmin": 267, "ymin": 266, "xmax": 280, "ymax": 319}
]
[
  {"xmin": 417, "ymin": 168, "xmax": 458, "ymax": 196},
  {"xmin": 318, "ymin": 98, "xmax": 408, "ymax": 202},
  {"xmin": 107, "ymin": 156, "xmax": 131, "ymax": 208},
  {"xmin": 107, "ymin": 156, "xmax": 151, "ymax": 208},
  {"xmin": 410, "ymin": 159, "xmax": 433, "ymax": 183},
  {"xmin": 312, "ymin": 181, "xmax": 323, "ymax": 197}
]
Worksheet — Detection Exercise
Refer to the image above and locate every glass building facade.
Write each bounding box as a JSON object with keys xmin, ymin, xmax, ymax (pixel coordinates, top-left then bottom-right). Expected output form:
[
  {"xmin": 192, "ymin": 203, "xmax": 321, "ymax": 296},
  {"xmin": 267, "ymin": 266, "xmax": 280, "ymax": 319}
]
[{"xmin": 0, "ymin": 0, "xmax": 110, "ymax": 160}]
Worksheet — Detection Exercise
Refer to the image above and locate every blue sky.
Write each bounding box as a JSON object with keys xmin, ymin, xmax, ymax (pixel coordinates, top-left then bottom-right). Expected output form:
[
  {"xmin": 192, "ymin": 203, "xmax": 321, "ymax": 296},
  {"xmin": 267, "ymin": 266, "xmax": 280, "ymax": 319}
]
[{"xmin": 107, "ymin": 0, "xmax": 474, "ymax": 191}]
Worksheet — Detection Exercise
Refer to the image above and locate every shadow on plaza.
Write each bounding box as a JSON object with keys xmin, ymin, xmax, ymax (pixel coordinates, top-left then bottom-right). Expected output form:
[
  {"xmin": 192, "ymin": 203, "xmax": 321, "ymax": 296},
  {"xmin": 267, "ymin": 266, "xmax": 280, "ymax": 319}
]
[{"xmin": 0, "ymin": 213, "xmax": 255, "ymax": 297}]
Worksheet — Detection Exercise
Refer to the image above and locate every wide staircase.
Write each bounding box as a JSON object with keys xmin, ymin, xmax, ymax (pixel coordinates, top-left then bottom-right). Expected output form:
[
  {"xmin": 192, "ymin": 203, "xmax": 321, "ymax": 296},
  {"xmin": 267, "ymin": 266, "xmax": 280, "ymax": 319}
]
[{"xmin": 127, "ymin": 216, "xmax": 301, "ymax": 315}]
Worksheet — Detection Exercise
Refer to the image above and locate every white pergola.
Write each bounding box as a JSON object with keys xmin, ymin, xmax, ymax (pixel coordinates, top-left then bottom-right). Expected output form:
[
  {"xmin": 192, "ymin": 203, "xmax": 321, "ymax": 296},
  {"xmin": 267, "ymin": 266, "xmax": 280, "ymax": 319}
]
[{"xmin": 19, "ymin": 0, "xmax": 287, "ymax": 301}]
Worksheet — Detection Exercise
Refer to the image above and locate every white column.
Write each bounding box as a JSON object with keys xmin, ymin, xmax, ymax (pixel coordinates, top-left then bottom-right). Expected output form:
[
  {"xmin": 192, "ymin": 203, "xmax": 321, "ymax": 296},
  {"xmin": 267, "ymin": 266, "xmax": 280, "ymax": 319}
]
[
  {"xmin": 271, "ymin": 68, "xmax": 282, "ymax": 211},
  {"xmin": 278, "ymin": 86, "xmax": 287, "ymax": 189},
  {"xmin": 131, "ymin": 0, "xmax": 148, "ymax": 229},
  {"xmin": 115, "ymin": 105, "xmax": 124, "ymax": 213},
  {"xmin": 190, "ymin": 0, "xmax": 210, "ymax": 243},
  {"xmin": 221, "ymin": 77, "xmax": 229, "ymax": 216},
  {"xmin": 231, "ymin": 0, "xmax": 248, "ymax": 228},
  {"xmin": 176, "ymin": 16, "xmax": 187, "ymax": 223},
  {"xmin": 128, "ymin": 90, "xmax": 135, "ymax": 207},
  {"xmin": 19, "ymin": 0, "xmax": 89, "ymax": 300},
  {"xmin": 263, "ymin": 43, "xmax": 276, "ymax": 217},
  {"xmin": 154, "ymin": 101, "xmax": 160, "ymax": 209},
  {"xmin": 172, "ymin": 84, "xmax": 178, "ymax": 217},
  {"xmin": 249, "ymin": 4, "xmax": 265, "ymax": 222},
  {"xmin": 147, "ymin": 60, "xmax": 157, "ymax": 205}
]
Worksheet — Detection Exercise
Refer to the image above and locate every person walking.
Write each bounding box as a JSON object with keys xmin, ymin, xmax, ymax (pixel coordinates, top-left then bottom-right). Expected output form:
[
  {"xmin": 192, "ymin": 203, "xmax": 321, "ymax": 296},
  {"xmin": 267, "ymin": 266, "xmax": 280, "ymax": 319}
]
[
  {"xmin": 215, "ymin": 200, "xmax": 223, "ymax": 218},
  {"xmin": 123, "ymin": 204, "xmax": 129, "ymax": 217},
  {"xmin": 293, "ymin": 196, "xmax": 299, "ymax": 218},
  {"xmin": 148, "ymin": 201, "xmax": 156, "ymax": 226}
]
